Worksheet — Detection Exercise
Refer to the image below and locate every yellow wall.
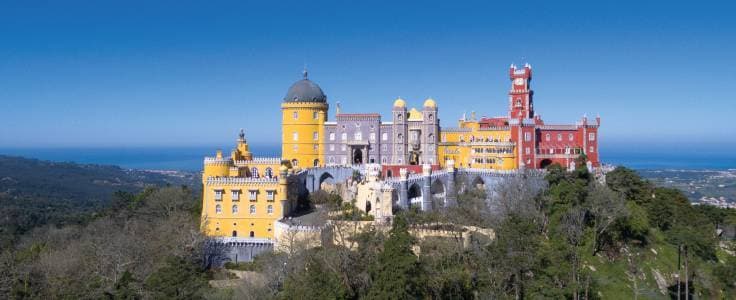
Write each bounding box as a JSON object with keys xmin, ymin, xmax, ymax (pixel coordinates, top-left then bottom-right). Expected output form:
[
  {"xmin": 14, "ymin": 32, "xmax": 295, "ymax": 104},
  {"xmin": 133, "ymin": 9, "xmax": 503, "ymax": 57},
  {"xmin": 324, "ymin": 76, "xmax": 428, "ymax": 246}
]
[
  {"xmin": 281, "ymin": 102, "xmax": 327, "ymax": 168},
  {"xmin": 439, "ymin": 127, "xmax": 517, "ymax": 170},
  {"xmin": 201, "ymin": 137, "xmax": 290, "ymax": 239}
]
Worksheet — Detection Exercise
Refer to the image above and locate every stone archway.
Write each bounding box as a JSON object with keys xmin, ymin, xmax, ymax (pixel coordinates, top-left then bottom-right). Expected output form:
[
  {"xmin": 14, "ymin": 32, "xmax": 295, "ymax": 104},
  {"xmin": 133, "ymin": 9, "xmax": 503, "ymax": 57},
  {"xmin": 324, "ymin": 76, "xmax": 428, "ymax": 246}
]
[
  {"xmin": 352, "ymin": 148, "xmax": 363, "ymax": 164},
  {"xmin": 318, "ymin": 172, "xmax": 335, "ymax": 191},
  {"xmin": 408, "ymin": 183, "xmax": 422, "ymax": 207},
  {"xmin": 472, "ymin": 176, "xmax": 485, "ymax": 190},
  {"xmin": 540, "ymin": 159, "xmax": 553, "ymax": 169},
  {"xmin": 430, "ymin": 179, "xmax": 446, "ymax": 207}
]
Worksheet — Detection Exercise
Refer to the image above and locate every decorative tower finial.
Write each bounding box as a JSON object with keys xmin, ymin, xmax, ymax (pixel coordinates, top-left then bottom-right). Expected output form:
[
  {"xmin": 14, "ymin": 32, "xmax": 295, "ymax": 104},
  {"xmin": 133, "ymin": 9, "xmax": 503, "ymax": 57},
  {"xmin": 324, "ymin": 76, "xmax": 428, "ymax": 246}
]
[
  {"xmin": 239, "ymin": 128, "xmax": 245, "ymax": 140},
  {"xmin": 302, "ymin": 65, "xmax": 308, "ymax": 79},
  {"xmin": 336, "ymin": 101, "xmax": 341, "ymax": 115}
]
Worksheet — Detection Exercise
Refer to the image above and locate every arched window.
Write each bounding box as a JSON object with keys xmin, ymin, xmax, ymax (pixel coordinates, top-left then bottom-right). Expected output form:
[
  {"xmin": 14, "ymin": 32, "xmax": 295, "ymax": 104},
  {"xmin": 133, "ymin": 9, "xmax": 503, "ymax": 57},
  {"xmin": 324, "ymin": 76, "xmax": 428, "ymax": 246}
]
[
  {"xmin": 249, "ymin": 231, "xmax": 255, "ymax": 237},
  {"xmin": 329, "ymin": 132, "xmax": 335, "ymax": 141},
  {"xmin": 516, "ymin": 99, "xmax": 522, "ymax": 107},
  {"xmin": 382, "ymin": 132, "xmax": 388, "ymax": 141},
  {"xmin": 354, "ymin": 132, "xmax": 362, "ymax": 141},
  {"xmin": 428, "ymin": 133, "xmax": 434, "ymax": 141},
  {"xmin": 313, "ymin": 132, "xmax": 318, "ymax": 141},
  {"xmin": 293, "ymin": 111, "xmax": 298, "ymax": 119},
  {"xmin": 291, "ymin": 159, "xmax": 298, "ymax": 167},
  {"xmin": 251, "ymin": 167, "xmax": 259, "ymax": 178},
  {"xmin": 215, "ymin": 204, "xmax": 222, "ymax": 214},
  {"xmin": 313, "ymin": 159, "xmax": 319, "ymax": 167},
  {"xmin": 557, "ymin": 133, "xmax": 562, "ymax": 141},
  {"xmin": 341, "ymin": 132, "xmax": 347, "ymax": 141},
  {"xmin": 381, "ymin": 157, "xmax": 387, "ymax": 164},
  {"xmin": 267, "ymin": 205, "xmax": 273, "ymax": 214},
  {"xmin": 249, "ymin": 205, "xmax": 256, "ymax": 214},
  {"xmin": 293, "ymin": 132, "xmax": 298, "ymax": 141},
  {"xmin": 398, "ymin": 113, "xmax": 403, "ymax": 120},
  {"xmin": 232, "ymin": 205, "xmax": 238, "ymax": 214},
  {"xmin": 545, "ymin": 133, "xmax": 550, "ymax": 141},
  {"xmin": 429, "ymin": 114, "xmax": 433, "ymax": 121},
  {"xmin": 397, "ymin": 133, "xmax": 403, "ymax": 141},
  {"xmin": 313, "ymin": 111, "xmax": 318, "ymax": 119},
  {"xmin": 568, "ymin": 133, "xmax": 574, "ymax": 141},
  {"xmin": 264, "ymin": 167, "xmax": 273, "ymax": 178}
]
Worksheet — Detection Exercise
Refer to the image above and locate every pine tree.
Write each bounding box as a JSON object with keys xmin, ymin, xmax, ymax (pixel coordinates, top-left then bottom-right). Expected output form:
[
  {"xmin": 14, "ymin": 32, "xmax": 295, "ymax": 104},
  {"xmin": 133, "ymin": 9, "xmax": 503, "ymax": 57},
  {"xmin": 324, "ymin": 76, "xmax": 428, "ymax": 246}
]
[{"xmin": 367, "ymin": 215, "xmax": 424, "ymax": 299}]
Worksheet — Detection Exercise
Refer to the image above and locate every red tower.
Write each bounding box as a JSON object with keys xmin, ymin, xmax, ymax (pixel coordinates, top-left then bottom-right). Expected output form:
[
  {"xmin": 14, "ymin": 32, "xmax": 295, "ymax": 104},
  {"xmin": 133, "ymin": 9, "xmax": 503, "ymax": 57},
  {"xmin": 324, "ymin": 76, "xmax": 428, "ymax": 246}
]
[{"xmin": 509, "ymin": 63, "xmax": 534, "ymax": 119}]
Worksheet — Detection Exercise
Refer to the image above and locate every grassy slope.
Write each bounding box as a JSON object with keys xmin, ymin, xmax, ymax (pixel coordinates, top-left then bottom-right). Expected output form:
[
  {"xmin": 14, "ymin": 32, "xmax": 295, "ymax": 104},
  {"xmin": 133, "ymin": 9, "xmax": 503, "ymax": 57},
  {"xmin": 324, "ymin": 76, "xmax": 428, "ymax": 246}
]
[{"xmin": 584, "ymin": 230, "xmax": 733, "ymax": 299}]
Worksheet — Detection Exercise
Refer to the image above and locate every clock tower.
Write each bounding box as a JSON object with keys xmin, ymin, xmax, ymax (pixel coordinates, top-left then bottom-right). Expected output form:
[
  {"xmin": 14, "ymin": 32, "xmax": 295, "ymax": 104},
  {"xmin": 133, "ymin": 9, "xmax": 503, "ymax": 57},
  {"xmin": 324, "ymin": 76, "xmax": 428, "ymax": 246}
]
[{"xmin": 508, "ymin": 63, "xmax": 534, "ymax": 119}]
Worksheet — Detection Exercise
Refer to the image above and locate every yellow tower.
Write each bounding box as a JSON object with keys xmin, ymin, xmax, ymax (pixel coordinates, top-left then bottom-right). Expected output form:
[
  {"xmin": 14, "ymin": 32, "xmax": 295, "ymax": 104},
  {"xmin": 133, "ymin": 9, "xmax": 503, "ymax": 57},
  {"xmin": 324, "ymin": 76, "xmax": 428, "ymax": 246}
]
[{"xmin": 281, "ymin": 69, "xmax": 328, "ymax": 169}]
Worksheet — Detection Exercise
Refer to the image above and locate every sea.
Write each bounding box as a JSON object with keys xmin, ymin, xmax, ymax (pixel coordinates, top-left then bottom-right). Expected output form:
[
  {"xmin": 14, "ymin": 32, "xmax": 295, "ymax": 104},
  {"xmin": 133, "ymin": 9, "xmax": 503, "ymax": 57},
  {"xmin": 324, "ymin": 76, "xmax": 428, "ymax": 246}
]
[{"xmin": 0, "ymin": 144, "xmax": 734, "ymax": 172}]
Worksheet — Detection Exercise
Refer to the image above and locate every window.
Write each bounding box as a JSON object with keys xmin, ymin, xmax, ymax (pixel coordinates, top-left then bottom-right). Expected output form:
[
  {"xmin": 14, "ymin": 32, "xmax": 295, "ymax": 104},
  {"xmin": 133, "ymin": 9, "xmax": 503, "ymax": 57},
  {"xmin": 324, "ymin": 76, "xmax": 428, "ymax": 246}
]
[
  {"xmin": 232, "ymin": 205, "xmax": 239, "ymax": 214},
  {"xmin": 293, "ymin": 132, "xmax": 298, "ymax": 141},
  {"xmin": 410, "ymin": 131, "xmax": 419, "ymax": 142},
  {"xmin": 329, "ymin": 132, "xmax": 335, "ymax": 141},
  {"xmin": 231, "ymin": 190, "xmax": 240, "ymax": 201},
  {"xmin": 369, "ymin": 132, "xmax": 376, "ymax": 141},
  {"xmin": 313, "ymin": 144, "xmax": 318, "ymax": 151},
  {"xmin": 329, "ymin": 156, "xmax": 335, "ymax": 164},
  {"xmin": 397, "ymin": 113, "xmax": 403, "ymax": 120},
  {"xmin": 354, "ymin": 132, "xmax": 362, "ymax": 141},
  {"xmin": 313, "ymin": 132, "xmax": 318, "ymax": 141},
  {"xmin": 329, "ymin": 144, "xmax": 335, "ymax": 151},
  {"xmin": 428, "ymin": 114, "xmax": 433, "ymax": 121},
  {"xmin": 215, "ymin": 204, "xmax": 222, "ymax": 214},
  {"xmin": 249, "ymin": 205, "xmax": 256, "ymax": 214},
  {"xmin": 266, "ymin": 190, "xmax": 275, "ymax": 201},
  {"xmin": 568, "ymin": 133, "xmax": 574, "ymax": 141},
  {"xmin": 214, "ymin": 189, "xmax": 223, "ymax": 201},
  {"xmin": 397, "ymin": 133, "xmax": 403, "ymax": 141},
  {"xmin": 428, "ymin": 133, "xmax": 434, "ymax": 141},
  {"xmin": 264, "ymin": 167, "xmax": 273, "ymax": 178},
  {"xmin": 381, "ymin": 157, "xmax": 387, "ymax": 164},
  {"xmin": 267, "ymin": 205, "xmax": 274, "ymax": 214},
  {"xmin": 557, "ymin": 133, "xmax": 562, "ymax": 141},
  {"xmin": 313, "ymin": 111, "xmax": 318, "ymax": 119},
  {"xmin": 525, "ymin": 147, "xmax": 531, "ymax": 155},
  {"xmin": 589, "ymin": 133, "xmax": 596, "ymax": 141},
  {"xmin": 293, "ymin": 144, "xmax": 298, "ymax": 152},
  {"xmin": 341, "ymin": 157, "xmax": 347, "ymax": 164},
  {"xmin": 589, "ymin": 146, "xmax": 595, "ymax": 153},
  {"xmin": 291, "ymin": 159, "xmax": 298, "ymax": 167},
  {"xmin": 341, "ymin": 132, "xmax": 347, "ymax": 141},
  {"xmin": 524, "ymin": 132, "xmax": 531, "ymax": 141},
  {"xmin": 251, "ymin": 167, "xmax": 259, "ymax": 178},
  {"xmin": 381, "ymin": 144, "xmax": 387, "ymax": 152},
  {"xmin": 341, "ymin": 144, "xmax": 346, "ymax": 151},
  {"xmin": 249, "ymin": 190, "xmax": 257, "ymax": 201},
  {"xmin": 516, "ymin": 99, "xmax": 522, "ymax": 107},
  {"xmin": 293, "ymin": 111, "xmax": 298, "ymax": 119},
  {"xmin": 545, "ymin": 133, "xmax": 551, "ymax": 141},
  {"xmin": 382, "ymin": 132, "xmax": 388, "ymax": 141}
]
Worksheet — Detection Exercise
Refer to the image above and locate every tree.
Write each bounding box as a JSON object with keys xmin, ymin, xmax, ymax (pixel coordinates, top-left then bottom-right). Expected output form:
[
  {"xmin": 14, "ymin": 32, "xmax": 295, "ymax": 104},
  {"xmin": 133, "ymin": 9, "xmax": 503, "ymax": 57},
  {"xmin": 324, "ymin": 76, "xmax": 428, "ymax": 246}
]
[
  {"xmin": 487, "ymin": 214, "xmax": 542, "ymax": 299},
  {"xmin": 587, "ymin": 183, "xmax": 629, "ymax": 255},
  {"xmin": 367, "ymin": 215, "xmax": 424, "ymax": 299},
  {"xmin": 144, "ymin": 256, "xmax": 208, "ymax": 299}
]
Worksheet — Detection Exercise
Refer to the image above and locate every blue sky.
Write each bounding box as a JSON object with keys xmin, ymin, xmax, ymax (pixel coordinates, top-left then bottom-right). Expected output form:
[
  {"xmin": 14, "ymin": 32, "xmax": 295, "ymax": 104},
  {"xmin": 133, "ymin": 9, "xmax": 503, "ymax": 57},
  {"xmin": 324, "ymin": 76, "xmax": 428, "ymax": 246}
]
[{"xmin": 1, "ymin": 1, "xmax": 734, "ymax": 150}]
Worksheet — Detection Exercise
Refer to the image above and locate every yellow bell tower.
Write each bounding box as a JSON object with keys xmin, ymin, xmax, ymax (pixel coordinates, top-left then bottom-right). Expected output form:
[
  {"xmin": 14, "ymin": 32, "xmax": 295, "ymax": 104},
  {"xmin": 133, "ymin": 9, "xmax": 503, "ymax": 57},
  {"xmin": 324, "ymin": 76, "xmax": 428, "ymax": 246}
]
[{"xmin": 281, "ymin": 69, "xmax": 328, "ymax": 169}]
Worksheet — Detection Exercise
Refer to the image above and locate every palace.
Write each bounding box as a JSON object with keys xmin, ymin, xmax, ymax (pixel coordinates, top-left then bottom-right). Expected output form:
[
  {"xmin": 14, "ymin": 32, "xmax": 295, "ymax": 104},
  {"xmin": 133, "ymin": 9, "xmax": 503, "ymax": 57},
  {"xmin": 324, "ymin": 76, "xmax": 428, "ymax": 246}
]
[
  {"xmin": 202, "ymin": 64, "xmax": 602, "ymax": 241},
  {"xmin": 200, "ymin": 130, "xmax": 293, "ymax": 239},
  {"xmin": 281, "ymin": 64, "xmax": 600, "ymax": 172}
]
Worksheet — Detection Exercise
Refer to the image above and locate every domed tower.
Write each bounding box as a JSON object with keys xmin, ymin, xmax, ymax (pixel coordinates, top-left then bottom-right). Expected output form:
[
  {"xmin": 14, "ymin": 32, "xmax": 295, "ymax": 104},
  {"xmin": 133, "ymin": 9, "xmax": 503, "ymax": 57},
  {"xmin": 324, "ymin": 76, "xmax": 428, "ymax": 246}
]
[{"xmin": 281, "ymin": 69, "xmax": 328, "ymax": 168}]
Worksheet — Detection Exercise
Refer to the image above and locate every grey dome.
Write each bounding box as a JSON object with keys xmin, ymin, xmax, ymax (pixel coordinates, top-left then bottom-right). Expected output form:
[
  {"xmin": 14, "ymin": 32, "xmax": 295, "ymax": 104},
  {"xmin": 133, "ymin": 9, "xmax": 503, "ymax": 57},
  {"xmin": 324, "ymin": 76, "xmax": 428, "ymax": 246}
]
[{"xmin": 283, "ymin": 71, "xmax": 326, "ymax": 103}]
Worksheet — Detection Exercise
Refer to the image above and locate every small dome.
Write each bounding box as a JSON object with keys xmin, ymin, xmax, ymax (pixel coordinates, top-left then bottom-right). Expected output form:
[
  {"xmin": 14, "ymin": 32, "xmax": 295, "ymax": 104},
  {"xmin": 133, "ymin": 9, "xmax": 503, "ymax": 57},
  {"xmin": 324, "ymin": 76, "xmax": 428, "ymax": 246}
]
[
  {"xmin": 393, "ymin": 98, "xmax": 406, "ymax": 107},
  {"xmin": 424, "ymin": 98, "xmax": 437, "ymax": 108},
  {"xmin": 283, "ymin": 70, "xmax": 326, "ymax": 103}
]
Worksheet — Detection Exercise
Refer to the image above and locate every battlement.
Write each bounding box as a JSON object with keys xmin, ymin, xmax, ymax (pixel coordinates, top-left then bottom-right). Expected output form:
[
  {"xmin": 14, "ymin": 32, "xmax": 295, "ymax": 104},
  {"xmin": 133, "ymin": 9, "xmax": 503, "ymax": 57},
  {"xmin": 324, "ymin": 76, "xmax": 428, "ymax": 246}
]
[{"xmin": 205, "ymin": 176, "xmax": 279, "ymax": 185}]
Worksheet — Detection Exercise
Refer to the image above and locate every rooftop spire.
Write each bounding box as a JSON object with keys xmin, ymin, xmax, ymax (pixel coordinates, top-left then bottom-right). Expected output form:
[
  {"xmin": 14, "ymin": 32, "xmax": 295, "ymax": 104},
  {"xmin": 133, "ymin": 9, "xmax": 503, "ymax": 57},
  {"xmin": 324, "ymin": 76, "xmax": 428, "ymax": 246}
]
[
  {"xmin": 239, "ymin": 128, "xmax": 245, "ymax": 141},
  {"xmin": 302, "ymin": 65, "xmax": 308, "ymax": 79}
]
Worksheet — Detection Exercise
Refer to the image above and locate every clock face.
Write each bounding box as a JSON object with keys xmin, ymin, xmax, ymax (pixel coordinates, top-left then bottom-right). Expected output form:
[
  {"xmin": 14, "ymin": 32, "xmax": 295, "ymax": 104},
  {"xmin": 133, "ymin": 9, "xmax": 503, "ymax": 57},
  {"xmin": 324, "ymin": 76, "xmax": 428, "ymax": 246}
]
[{"xmin": 514, "ymin": 78, "xmax": 525, "ymax": 86}]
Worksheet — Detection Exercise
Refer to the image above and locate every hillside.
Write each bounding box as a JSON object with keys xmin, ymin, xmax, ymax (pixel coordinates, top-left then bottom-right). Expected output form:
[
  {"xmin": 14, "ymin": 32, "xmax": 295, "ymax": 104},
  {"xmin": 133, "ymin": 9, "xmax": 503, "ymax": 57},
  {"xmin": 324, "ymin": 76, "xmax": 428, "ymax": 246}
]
[{"xmin": 0, "ymin": 155, "xmax": 199, "ymax": 248}]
